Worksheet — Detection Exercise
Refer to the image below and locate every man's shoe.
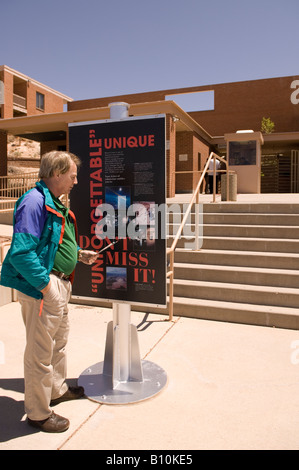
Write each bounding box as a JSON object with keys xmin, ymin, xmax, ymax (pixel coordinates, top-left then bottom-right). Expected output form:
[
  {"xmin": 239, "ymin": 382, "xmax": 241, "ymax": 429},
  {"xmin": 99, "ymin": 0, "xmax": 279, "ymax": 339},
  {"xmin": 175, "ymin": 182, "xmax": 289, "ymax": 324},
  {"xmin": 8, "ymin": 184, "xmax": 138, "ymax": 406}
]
[
  {"xmin": 50, "ymin": 386, "xmax": 85, "ymax": 406},
  {"xmin": 28, "ymin": 411, "xmax": 70, "ymax": 433}
]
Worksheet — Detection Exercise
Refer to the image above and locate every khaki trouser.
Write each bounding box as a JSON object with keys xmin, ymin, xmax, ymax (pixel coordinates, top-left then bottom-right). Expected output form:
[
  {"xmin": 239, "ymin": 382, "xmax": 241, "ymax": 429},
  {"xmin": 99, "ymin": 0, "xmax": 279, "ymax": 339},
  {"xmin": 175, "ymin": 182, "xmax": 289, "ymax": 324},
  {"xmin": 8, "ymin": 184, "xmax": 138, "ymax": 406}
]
[{"xmin": 18, "ymin": 274, "xmax": 72, "ymax": 420}]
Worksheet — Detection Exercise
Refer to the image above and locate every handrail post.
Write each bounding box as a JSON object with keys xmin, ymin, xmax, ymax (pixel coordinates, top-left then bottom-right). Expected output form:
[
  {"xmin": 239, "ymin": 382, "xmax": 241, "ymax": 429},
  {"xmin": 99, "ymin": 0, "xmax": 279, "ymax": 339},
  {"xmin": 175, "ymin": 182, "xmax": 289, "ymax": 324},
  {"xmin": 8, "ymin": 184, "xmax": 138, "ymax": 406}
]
[
  {"xmin": 195, "ymin": 191, "xmax": 200, "ymax": 250},
  {"xmin": 227, "ymin": 168, "xmax": 230, "ymax": 202},
  {"xmin": 168, "ymin": 251, "xmax": 174, "ymax": 321},
  {"xmin": 213, "ymin": 154, "xmax": 216, "ymax": 202}
]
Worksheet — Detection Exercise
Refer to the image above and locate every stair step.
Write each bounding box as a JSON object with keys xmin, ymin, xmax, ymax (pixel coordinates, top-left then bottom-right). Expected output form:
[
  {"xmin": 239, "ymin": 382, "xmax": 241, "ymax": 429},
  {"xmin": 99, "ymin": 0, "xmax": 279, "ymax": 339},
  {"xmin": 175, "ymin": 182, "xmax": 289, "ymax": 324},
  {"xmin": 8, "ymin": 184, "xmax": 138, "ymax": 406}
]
[
  {"xmin": 203, "ymin": 213, "xmax": 299, "ymax": 226},
  {"xmin": 203, "ymin": 203, "xmax": 299, "ymax": 214},
  {"xmin": 169, "ymin": 223, "xmax": 299, "ymax": 238},
  {"xmin": 165, "ymin": 202, "xmax": 299, "ymax": 329},
  {"xmin": 168, "ymin": 202, "xmax": 299, "ymax": 214},
  {"xmin": 173, "ymin": 262, "xmax": 299, "ymax": 288},
  {"xmin": 138, "ymin": 297, "xmax": 299, "ymax": 329},
  {"xmin": 89, "ymin": 297, "xmax": 299, "ymax": 330},
  {"xmin": 174, "ymin": 248, "xmax": 299, "ymax": 270},
  {"xmin": 168, "ymin": 235, "xmax": 299, "ymax": 253},
  {"xmin": 202, "ymin": 236, "xmax": 299, "ymax": 252},
  {"xmin": 168, "ymin": 212, "xmax": 299, "ymax": 226},
  {"xmin": 170, "ymin": 279, "xmax": 299, "ymax": 308}
]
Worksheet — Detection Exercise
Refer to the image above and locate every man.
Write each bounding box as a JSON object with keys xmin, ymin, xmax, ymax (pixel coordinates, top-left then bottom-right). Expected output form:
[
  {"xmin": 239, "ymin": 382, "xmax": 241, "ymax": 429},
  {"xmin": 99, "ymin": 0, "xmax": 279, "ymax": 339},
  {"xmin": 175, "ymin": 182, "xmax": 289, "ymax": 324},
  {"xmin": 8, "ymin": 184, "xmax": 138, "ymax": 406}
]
[
  {"xmin": 208, "ymin": 157, "xmax": 221, "ymax": 194},
  {"xmin": 0, "ymin": 151, "xmax": 98, "ymax": 433}
]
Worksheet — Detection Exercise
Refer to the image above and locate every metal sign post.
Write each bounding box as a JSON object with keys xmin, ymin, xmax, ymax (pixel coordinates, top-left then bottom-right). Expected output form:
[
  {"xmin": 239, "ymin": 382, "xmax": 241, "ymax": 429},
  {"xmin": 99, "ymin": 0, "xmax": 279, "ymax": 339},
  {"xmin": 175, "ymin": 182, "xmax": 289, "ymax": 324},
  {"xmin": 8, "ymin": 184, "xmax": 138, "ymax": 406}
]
[
  {"xmin": 78, "ymin": 301, "xmax": 167, "ymax": 404},
  {"xmin": 78, "ymin": 103, "xmax": 167, "ymax": 404}
]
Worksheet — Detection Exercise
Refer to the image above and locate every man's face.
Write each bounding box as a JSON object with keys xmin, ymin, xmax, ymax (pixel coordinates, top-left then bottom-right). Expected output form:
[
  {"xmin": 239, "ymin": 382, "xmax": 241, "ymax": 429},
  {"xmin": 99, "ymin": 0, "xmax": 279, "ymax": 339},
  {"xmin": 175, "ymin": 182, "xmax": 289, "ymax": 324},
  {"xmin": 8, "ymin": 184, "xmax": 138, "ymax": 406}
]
[{"xmin": 55, "ymin": 161, "xmax": 78, "ymax": 196}]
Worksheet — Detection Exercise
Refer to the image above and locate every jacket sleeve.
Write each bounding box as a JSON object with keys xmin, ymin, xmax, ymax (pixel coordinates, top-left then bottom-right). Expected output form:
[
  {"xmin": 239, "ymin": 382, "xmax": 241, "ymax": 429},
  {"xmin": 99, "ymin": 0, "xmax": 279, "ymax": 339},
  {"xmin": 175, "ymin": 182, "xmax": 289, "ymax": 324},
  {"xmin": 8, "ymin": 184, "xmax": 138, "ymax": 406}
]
[{"xmin": 9, "ymin": 192, "xmax": 50, "ymax": 291}]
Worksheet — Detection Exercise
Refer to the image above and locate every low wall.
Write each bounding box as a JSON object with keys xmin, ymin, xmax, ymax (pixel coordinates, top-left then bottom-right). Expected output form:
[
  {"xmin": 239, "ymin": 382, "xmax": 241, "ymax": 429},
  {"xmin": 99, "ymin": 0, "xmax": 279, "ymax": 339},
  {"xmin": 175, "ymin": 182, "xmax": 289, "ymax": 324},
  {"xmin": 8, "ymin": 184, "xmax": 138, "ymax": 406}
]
[{"xmin": 0, "ymin": 211, "xmax": 13, "ymax": 225}]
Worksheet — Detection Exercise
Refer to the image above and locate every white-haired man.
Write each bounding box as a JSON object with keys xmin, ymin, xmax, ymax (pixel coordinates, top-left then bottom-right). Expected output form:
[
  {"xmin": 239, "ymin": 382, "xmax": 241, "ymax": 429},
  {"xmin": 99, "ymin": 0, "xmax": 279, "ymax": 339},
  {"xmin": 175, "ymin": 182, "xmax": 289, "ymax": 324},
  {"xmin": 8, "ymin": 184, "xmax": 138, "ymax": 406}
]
[{"xmin": 1, "ymin": 151, "xmax": 98, "ymax": 433}]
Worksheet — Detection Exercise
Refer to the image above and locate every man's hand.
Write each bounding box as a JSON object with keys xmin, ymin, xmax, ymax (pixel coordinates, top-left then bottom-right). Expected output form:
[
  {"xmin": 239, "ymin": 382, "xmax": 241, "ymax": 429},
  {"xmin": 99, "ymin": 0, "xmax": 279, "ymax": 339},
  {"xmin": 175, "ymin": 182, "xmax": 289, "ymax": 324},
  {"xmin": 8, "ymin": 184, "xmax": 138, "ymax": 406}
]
[{"xmin": 78, "ymin": 250, "xmax": 99, "ymax": 265}]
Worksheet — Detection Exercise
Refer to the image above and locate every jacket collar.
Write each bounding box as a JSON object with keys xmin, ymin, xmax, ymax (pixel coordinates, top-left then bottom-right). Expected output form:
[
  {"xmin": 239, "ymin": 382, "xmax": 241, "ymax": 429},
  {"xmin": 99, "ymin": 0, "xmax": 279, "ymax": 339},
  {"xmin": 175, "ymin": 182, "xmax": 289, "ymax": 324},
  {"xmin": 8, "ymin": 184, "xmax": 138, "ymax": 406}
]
[
  {"xmin": 35, "ymin": 180, "xmax": 76, "ymax": 224},
  {"xmin": 36, "ymin": 180, "xmax": 56, "ymax": 210}
]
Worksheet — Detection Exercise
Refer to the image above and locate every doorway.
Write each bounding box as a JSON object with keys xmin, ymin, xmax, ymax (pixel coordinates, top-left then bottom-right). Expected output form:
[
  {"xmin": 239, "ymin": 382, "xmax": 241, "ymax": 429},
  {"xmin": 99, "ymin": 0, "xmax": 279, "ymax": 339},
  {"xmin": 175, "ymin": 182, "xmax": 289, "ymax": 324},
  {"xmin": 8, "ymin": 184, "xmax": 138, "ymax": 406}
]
[{"xmin": 261, "ymin": 152, "xmax": 299, "ymax": 193}]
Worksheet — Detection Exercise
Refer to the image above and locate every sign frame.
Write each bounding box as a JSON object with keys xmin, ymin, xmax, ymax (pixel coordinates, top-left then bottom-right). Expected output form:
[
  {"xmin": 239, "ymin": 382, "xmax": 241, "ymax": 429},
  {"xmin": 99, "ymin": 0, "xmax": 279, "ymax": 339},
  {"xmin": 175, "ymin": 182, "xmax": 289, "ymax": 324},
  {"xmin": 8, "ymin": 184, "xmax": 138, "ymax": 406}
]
[{"xmin": 68, "ymin": 114, "xmax": 167, "ymax": 308}]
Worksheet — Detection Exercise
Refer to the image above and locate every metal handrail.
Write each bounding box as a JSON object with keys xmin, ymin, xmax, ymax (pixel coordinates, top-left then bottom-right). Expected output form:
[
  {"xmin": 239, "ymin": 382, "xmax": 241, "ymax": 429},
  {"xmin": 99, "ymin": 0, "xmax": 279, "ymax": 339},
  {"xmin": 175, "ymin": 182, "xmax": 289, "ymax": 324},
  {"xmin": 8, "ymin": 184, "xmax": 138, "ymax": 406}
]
[
  {"xmin": 1, "ymin": 241, "xmax": 11, "ymax": 263},
  {"xmin": 0, "ymin": 172, "xmax": 39, "ymax": 212},
  {"xmin": 166, "ymin": 152, "xmax": 229, "ymax": 320}
]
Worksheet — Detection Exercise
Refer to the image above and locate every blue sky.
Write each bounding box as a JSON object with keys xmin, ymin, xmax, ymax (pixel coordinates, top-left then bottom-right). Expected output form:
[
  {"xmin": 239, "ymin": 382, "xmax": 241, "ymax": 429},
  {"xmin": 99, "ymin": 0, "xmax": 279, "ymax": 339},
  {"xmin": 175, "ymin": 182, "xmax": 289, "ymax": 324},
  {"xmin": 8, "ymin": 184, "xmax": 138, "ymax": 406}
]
[{"xmin": 1, "ymin": 0, "xmax": 298, "ymax": 104}]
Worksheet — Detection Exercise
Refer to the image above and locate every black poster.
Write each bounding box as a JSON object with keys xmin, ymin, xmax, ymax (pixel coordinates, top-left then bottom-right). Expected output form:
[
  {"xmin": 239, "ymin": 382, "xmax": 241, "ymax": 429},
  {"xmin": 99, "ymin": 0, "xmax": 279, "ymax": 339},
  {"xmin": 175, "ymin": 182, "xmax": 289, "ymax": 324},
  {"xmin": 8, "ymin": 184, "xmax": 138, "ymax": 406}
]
[{"xmin": 68, "ymin": 116, "xmax": 166, "ymax": 306}]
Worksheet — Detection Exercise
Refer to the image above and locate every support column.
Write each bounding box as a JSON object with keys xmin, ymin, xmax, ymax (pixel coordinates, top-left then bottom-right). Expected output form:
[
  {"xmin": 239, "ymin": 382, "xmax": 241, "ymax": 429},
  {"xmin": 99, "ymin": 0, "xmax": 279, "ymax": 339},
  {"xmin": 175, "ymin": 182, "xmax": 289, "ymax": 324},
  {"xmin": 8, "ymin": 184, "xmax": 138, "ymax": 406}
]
[
  {"xmin": 0, "ymin": 132, "xmax": 8, "ymax": 176},
  {"xmin": 167, "ymin": 114, "xmax": 176, "ymax": 197}
]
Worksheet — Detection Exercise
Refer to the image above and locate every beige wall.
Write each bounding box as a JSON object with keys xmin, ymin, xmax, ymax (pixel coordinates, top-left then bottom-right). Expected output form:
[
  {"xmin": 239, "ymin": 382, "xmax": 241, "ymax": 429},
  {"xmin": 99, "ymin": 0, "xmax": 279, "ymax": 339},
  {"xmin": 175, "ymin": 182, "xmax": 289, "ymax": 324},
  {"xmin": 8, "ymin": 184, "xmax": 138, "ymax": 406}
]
[{"xmin": 225, "ymin": 132, "xmax": 264, "ymax": 193}]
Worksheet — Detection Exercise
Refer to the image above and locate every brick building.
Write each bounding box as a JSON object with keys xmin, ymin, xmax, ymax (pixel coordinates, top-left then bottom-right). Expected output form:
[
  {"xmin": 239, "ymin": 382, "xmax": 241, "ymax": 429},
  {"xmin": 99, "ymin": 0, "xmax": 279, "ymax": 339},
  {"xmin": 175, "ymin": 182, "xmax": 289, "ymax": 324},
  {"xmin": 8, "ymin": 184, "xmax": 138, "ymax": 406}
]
[
  {"xmin": 67, "ymin": 75, "xmax": 299, "ymax": 194},
  {"xmin": 0, "ymin": 65, "xmax": 73, "ymax": 174},
  {"xmin": 1, "ymin": 70, "xmax": 299, "ymax": 195},
  {"xmin": 0, "ymin": 65, "xmax": 73, "ymax": 118}
]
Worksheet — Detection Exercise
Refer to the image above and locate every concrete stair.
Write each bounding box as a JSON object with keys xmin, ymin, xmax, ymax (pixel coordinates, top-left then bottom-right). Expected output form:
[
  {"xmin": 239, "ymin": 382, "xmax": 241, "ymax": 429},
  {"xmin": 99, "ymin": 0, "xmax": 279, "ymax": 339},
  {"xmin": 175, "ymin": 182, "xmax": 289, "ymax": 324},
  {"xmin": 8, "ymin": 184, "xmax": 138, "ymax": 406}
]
[
  {"xmin": 148, "ymin": 201, "xmax": 299, "ymax": 329},
  {"xmin": 75, "ymin": 199, "xmax": 299, "ymax": 329}
]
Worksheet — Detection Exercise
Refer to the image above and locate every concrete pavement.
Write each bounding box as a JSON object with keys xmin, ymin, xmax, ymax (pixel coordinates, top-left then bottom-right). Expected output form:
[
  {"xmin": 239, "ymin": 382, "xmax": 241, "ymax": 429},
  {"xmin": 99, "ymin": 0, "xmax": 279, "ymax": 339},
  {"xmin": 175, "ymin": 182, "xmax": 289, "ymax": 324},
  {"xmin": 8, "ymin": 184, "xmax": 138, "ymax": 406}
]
[
  {"xmin": 1, "ymin": 193, "xmax": 299, "ymax": 450},
  {"xmin": 1, "ymin": 300, "xmax": 299, "ymax": 450}
]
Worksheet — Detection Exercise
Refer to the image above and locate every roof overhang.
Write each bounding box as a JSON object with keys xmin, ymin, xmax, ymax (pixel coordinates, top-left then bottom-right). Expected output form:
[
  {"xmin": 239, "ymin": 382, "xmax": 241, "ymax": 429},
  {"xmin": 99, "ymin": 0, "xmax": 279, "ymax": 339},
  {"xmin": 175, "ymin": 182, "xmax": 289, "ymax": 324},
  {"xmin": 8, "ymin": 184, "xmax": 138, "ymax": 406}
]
[
  {"xmin": 212, "ymin": 131, "xmax": 299, "ymax": 150},
  {"xmin": 262, "ymin": 131, "xmax": 299, "ymax": 145},
  {"xmin": 0, "ymin": 101, "xmax": 213, "ymax": 144}
]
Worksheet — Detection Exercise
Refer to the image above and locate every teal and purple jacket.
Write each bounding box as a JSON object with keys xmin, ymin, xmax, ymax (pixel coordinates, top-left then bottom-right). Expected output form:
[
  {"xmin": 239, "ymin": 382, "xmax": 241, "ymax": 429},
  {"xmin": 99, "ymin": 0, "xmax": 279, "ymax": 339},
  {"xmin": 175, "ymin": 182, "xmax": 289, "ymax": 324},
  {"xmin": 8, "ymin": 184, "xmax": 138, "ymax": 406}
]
[{"xmin": 0, "ymin": 180, "xmax": 78, "ymax": 299}]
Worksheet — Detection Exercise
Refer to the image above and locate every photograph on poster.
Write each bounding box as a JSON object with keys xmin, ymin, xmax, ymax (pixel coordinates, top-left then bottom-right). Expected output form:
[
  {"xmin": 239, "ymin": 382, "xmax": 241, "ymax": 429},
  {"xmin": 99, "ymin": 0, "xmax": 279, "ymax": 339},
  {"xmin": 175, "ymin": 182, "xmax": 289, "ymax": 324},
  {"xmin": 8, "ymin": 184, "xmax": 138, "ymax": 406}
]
[{"xmin": 106, "ymin": 267, "xmax": 127, "ymax": 291}]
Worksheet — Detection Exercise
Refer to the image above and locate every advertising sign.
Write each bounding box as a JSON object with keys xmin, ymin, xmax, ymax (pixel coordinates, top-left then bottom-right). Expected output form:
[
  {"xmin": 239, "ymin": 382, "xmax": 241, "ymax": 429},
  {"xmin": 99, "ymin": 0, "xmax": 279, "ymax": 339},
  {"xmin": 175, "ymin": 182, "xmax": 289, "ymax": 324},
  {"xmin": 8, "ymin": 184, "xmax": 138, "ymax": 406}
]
[{"xmin": 69, "ymin": 115, "xmax": 166, "ymax": 307}]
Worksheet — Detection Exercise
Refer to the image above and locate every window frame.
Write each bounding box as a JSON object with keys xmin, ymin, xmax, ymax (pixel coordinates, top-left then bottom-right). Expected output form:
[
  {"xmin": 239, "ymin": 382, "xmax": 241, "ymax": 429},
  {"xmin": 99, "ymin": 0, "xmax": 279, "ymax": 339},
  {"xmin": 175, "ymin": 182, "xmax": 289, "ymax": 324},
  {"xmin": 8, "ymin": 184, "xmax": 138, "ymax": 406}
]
[{"xmin": 36, "ymin": 91, "xmax": 45, "ymax": 111}]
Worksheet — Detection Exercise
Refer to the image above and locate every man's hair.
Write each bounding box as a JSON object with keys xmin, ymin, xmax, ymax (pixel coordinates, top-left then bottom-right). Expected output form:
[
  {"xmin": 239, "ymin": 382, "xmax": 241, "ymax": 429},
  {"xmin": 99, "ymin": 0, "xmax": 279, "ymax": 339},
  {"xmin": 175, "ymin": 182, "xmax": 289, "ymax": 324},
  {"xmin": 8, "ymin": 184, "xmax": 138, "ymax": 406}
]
[{"xmin": 39, "ymin": 151, "xmax": 81, "ymax": 179}]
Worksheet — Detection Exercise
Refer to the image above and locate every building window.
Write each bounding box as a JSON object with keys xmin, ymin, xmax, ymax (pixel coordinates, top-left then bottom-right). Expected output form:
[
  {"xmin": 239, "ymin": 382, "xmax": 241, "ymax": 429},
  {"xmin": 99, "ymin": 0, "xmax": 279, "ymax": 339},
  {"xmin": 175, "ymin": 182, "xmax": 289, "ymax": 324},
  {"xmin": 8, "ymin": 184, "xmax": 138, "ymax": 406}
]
[
  {"xmin": 36, "ymin": 92, "xmax": 45, "ymax": 111},
  {"xmin": 229, "ymin": 141, "xmax": 257, "ymax": 165}
]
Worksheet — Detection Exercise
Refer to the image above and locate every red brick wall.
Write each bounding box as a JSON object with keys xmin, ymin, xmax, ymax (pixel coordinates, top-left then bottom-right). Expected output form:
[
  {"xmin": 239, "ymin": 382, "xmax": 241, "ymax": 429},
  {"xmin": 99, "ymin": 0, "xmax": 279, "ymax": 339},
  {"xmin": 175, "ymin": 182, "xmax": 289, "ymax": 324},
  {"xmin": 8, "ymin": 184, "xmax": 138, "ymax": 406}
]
[
  {"xmin": 3, "ymin": 70, "xmax": 13, "ymax": 118},
  {"xmin": 175, "ymin": 132, "xmax": 209, "ymax": 192},
  {"xmin": 68, "ymin": 90, "xmax": 168, "ymax": 111},
  {"xmin": 26, "ymin": 83, "xmax": 65, "ymax": 115},
  {"xmin": 176, "ymin": 132, "xmax": 193, "ymax": 192},
  {"xmin": 69, "ymin": 75, "xmax": 299, "ymax": 135},
  {"xmin": 190, "ymin": 76, "xmax": 299, "ymax": 135},
  {"xmin": 1, "ymin": 70, "xmax": 66, "ymax": 119},
  {"xmin": 166, "ymin": 114, "xmax": 176, "ymax": 197},
  {"xmin": 193, "ymin": 135, "xmax": 209, "ymax": 191},
  {"xmin": 0, "ymin": 132, "xmax": 7, "ymax": 175}
]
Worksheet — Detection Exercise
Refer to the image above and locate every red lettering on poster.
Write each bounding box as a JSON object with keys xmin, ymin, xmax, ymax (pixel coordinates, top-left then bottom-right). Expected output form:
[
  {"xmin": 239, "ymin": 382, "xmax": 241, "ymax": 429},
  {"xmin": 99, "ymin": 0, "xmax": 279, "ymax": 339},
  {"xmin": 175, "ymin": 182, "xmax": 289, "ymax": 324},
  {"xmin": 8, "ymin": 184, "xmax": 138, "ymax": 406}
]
[
  {"xmin": 89, "ymin": 130, "xmax": 102, "ymax": 156},
  {"xmin": 106, "ymin": 250, "xmax": 149, "ymax": 268},
  {"xmin": 102, "ymin": 135, "xmax": 155, "ymax": 149},
  {"xmin": 88, "ymin": 129, "xmax": 105, "ymax": 292},
  {"xmin": 133, "ymin": 268, "xmax": 156, "ymax": 283}
]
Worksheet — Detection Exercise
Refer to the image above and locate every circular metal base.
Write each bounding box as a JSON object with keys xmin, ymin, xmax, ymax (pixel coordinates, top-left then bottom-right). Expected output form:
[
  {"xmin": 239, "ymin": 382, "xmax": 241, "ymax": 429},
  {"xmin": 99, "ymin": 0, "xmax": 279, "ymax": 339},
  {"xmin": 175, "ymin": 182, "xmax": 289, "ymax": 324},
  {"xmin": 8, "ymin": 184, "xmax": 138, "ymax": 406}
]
[{"xmin": 78, "ymin": 360, "xmax": 168, "ymax": 405}]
